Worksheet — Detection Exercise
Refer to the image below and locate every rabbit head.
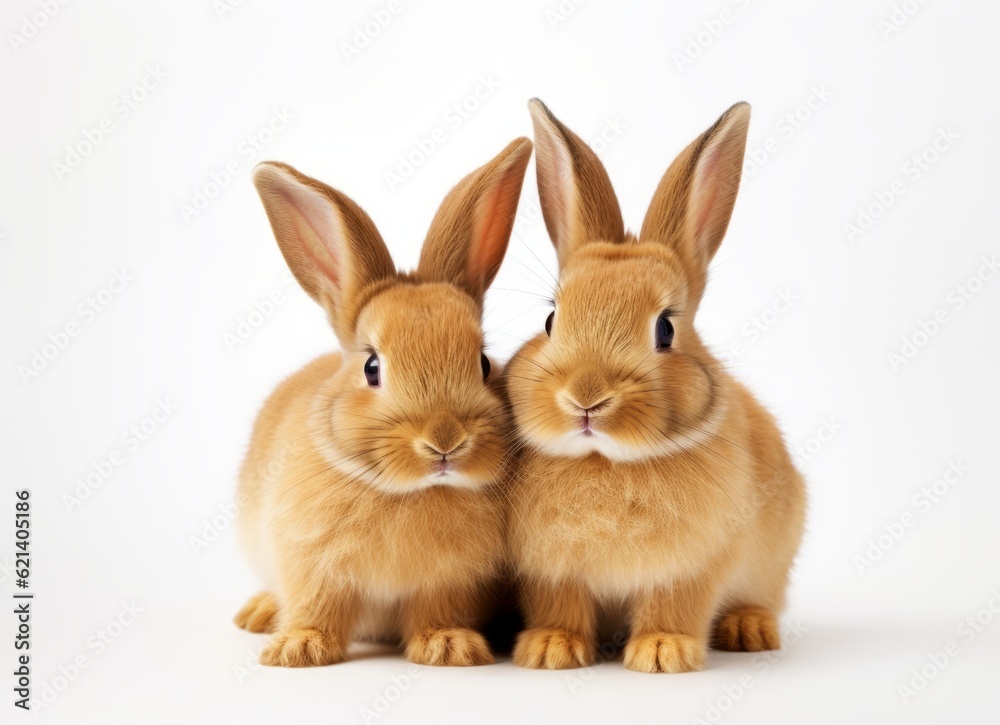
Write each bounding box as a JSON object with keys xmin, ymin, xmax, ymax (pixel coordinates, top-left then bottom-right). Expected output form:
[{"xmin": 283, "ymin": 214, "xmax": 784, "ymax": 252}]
[
  {"xmin": 507, "ymin": 100, "xmax": 750, "ymax": 462},
  {"xmin": 252, "ymin": 138, "xmax": 532, "ymax": 491}
]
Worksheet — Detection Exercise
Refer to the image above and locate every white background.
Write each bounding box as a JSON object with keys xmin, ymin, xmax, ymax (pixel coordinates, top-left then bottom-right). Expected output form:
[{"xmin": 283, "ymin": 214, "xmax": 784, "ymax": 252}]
[{"xmin": 2, "ymin": 0, "xmax": 999, "ymax": 723}]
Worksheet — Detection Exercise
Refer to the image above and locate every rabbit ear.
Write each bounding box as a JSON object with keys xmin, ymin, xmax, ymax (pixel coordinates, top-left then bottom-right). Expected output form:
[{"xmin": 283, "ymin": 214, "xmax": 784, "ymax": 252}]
[
  {"xmin": 640, "ymin": 102, "xmax": 750, "ymax": 291},
  {"xmin": 417, "ymin": 137, "xmax": 533, "ymax": 304},
  {"xmin": 528, "ymin": 99, "xmax": 625, "ymax": 265},
  {"xmin": 252, "ymin": 162, "xmax": 396, "ymax": 340}
]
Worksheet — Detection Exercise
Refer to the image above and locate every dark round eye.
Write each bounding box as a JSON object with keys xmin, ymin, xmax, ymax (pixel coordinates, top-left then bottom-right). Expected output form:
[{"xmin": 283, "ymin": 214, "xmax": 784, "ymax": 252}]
[
  {"xmin": 481, "ymin": 353, "xmax": 491, "ymax": 381},
  {"xmin": 545, "ymin": 311, "xmax": 554, "ymax": 336},
  {"xmin": 363, "ymin": 353, "xmax": 380, "ymax": 386},
  {"xmin": 656, "ymin": 313, "xmax": 674, "ymax": 349}
]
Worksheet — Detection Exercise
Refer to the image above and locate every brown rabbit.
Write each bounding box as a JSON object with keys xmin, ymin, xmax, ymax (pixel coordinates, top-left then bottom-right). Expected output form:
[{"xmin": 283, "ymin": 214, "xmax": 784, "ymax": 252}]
[
  {"xmin": 233, "ymin": 138, "xmax": 533, "ymax": 667},
  {"xmin": 505, "ymin": 100, "xmax": 806, "ymax": 673}
]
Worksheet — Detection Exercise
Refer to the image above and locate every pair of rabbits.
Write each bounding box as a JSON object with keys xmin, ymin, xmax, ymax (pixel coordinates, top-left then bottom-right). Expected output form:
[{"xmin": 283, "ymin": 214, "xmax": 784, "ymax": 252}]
[{"xmin": 233, "ymin": 99, "xmax": 805, "ymax": 673}]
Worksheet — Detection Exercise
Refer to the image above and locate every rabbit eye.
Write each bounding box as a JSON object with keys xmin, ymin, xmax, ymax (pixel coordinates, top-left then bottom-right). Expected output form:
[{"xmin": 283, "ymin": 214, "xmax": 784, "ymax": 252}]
[
  {"xmin": 363, "ymin": 353, "xmax": 380, "ymax": 386},
  {"xmin": 481, "ymin": 353, "xmax": 491, "ymax": 381},
  {"xmin": 656, "ymin": 313, "xmax": 674, "ymax": 349},
  {"xmin": 545, "ymin": 311, "xmax": 554, "ymax": 336}
]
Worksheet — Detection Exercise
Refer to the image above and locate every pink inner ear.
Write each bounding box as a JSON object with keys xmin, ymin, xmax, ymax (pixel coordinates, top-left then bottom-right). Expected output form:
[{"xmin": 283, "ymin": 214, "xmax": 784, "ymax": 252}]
[
  {"xmin": 470, "ymin": 166, "xmax": 522, "ymax": 286},
  {"xmin": 691, "ymin": 144, "xmax": 721, "ymax": 244},
  {"xmin": 283, "ymin": 185, "xmax": 341, "ymax": 287},
  {"xmin": 536, "ymin": 133, "xmax": 572, "ymax": 249}
]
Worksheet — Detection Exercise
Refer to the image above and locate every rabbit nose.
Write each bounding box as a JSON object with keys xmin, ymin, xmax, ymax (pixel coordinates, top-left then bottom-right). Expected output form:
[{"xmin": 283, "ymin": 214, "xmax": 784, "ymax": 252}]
[
  {"xmin": 560, "ymin": 392, "xmax": 614, "ymax": 415},
  {"xmin": 560, "ymin": 371, "xmax": 614, "ymax": 413},
  {"xmin": 421, "ymin": 414, "xmax": 468, "ymax": 457}
]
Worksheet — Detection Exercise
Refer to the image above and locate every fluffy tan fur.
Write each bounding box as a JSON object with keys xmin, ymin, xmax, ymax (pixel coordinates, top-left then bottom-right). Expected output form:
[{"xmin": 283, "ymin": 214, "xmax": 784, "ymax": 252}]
[
  {"xmin": 235, "ymin": 138, "xmax": 533, "ymax": 667},
  {"xmin": 505, "ymin": 100, "xmax": 806, "ymax": 673}
]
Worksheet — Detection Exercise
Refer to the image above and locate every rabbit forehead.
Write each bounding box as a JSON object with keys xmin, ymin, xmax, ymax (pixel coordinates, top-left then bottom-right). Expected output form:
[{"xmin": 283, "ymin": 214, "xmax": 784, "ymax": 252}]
[
  {"xmin": 356, "ymin": 281, "xmax": 483, "ymax": 359},
  {"xmin": 559, "ymin": 243, "xmax": 689, "ymax": 317}
]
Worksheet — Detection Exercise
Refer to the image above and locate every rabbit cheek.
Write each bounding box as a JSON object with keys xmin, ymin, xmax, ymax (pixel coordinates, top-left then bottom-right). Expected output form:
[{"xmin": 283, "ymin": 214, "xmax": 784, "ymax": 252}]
[{"xmin": 647, "ymin": 353, "xmax": 717, "ymax": 436}]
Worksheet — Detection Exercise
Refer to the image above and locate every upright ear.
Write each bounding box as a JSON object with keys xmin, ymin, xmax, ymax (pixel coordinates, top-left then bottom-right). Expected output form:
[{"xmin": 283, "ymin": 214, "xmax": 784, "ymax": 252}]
[
  {"xmin": 417, "ymin": 137, "xmax": 533, "ymax": 304},
  {"xmin": 639, "ymin": 102, "xmax": 750, "ymax": 293},
  {"xmin": 528, "ymin": 98, "xmax": 625, "ymax": 266},
  {"xmin": 251, "ymin": 162, "xmax": 396, "ymax": 340}
]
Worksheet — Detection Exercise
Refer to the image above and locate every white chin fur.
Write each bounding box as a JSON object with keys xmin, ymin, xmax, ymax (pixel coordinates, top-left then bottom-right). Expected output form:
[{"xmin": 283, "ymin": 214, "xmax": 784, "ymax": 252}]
[
  {"xmin": 333, "ymin": 459, "xmax": 487, "ymax": 493},
  {"xmin": 312, "ymin": 427, "xmax": 490, "ymax": 493},
  {"xmin": 532, "ymin": 430, "xmax": 658, "ymax": 462},
  {"xmin": 410, "ymin": 470, "xmax": 487, "ymax": 491},
  {"xmin": 529, "ymin": 404, "xmax": 728, "ymax": 463}
]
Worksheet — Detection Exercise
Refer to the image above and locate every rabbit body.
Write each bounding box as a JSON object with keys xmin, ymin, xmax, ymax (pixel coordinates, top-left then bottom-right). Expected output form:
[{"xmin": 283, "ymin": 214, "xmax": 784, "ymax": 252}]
[
  {"xmin": 234, "ymin": 139, "xmax": 533, "ymax": 667},
  {"xmin": 506, "ymin": 101, "xmax": 806, "ymax": 673}
]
